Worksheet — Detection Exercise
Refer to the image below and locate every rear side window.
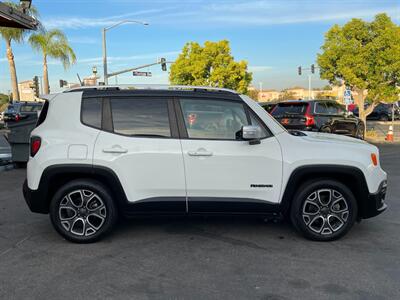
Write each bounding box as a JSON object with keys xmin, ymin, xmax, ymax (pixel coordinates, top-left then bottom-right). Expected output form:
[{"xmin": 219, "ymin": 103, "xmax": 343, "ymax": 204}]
[
  {"xmin": 20, "ymin": 105, "xmax": 34, "ymax": 112},
  {"xmin": 272, "ymin": 103, "xmax": 308, "ymax": 115},
  {"xmin": 110, "ymin": 98, "xmax": 171, "ymax": 137},
  {"xmin": 315, "ymin": 102, "xmax": 344, "ymax": 115},
  {"xmin": 82, "ymin": 98, "xmax": 102, "ymax": 129}
]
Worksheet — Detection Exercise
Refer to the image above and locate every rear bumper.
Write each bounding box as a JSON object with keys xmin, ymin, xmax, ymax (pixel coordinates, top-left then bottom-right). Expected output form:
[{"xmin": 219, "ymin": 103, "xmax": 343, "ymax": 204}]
[
  {"xmin": 23, "ymin": 179, "xmax": 49, "ymax": 214},
  {"xmin": 360, "ymin": 180, "xmax": 388, "ymax": 219}
]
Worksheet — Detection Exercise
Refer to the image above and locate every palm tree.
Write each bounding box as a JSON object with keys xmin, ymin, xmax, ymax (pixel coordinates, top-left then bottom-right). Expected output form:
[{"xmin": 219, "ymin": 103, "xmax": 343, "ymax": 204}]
[
  {"xmin": 0, "ymin": 2, "xmax": 37, "ymax": 101},
  {"xmin": 29, "ymin": 29, "xmax": 76, "ymax": 94}
]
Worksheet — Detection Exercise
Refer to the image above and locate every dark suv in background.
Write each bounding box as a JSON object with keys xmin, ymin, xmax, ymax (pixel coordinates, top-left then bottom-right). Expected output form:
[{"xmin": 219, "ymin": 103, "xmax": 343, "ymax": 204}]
[
  {"xmin": 3, "ymin": 102, "xmax": 43, "ymax": 123},
  {"xmin": 354, "ymin": 103, "xmax": 400, "ymax": 121},
  {"xmin": 265, "ymin": 100, "xmax": 365, "ymax": 139}
]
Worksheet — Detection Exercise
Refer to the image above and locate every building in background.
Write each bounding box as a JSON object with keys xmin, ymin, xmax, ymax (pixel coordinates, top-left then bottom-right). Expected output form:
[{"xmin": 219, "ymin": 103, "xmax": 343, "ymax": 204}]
[
  {"xmin": 17, "ymin": 80, "xmax": 36, "ymax": 101},
  {"xmin": 258, "ymin": 90, "xmax": 281, "ymax": 102}
]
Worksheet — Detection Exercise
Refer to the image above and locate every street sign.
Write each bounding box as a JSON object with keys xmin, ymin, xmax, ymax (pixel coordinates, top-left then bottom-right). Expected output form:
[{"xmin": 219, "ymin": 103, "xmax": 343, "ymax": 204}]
[
  {"xmin": 132, "ymin": 71, "xmax": 152, "ymax": 77},
  {"xmin": 344, "ymin": 89, "xmax": 353, "ymax": 105}
]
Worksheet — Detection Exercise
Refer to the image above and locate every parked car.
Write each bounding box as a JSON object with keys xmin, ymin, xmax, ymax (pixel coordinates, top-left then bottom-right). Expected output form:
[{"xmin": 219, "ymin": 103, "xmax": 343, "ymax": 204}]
[
  {"xmin": 259, "ymin": 101, "xmax": 278, "ymax": 113},
  {"xmin": 269, "ymin": 100, "xmax": 365, "ymax": 139},
  {"xmin": 3, "ymin": 101, "xmax": 43, "ymax": 123},
  {"xmin": 23, "ymin": 85, "xmax": 387, "ymax": 243},
  {"xmin": 354, "ymin": 103, "xmax": 400, "ymax": 121}
]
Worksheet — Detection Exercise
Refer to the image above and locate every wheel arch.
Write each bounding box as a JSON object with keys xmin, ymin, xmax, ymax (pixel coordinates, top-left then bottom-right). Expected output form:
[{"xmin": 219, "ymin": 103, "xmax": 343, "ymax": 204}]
[
  {"xmin": 280, "ymin": 165, "xmax": 369, "ymax": 217},
  {"xmin": 34, "ymin": 164, "xmax": 128, "ymax": 214}
]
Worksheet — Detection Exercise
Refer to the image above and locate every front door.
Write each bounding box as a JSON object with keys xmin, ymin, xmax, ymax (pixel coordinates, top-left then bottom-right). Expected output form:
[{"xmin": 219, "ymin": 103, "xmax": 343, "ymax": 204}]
[
  {"xmin": 177, "ymin": 98, "xmax": 283, "ymax": 213},
  {"xmin": 93, "ymin": 96, "xmax": 186, "ymax": 213}
]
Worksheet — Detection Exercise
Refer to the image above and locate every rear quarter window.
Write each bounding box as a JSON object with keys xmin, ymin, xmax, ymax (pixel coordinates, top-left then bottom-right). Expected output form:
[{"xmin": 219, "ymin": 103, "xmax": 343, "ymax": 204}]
[
  {"xmin": 36, "ymin": 101, "xmax": 49, "ymax": 127},
  {"xmin": 81, "ymin": 98, "xmax": 102, "ymax": 129}
]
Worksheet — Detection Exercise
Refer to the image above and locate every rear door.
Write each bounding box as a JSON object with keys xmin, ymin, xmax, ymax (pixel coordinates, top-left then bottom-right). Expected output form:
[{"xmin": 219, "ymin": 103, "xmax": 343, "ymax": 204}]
[
  {"xmin": 177, "ymin": 97, "xmax": 283, "ymax": 213},
  {"xmin": 93, "ymin": 96, "xmax": 186, "ymax": 213}
]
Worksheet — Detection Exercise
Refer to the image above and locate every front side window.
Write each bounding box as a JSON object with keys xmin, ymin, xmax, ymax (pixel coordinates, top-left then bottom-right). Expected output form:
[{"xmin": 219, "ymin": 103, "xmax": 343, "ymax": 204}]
[
  {"xmin": 111, "ymin": 98, "xmax": 171, "ymax": 137},
  {"xmin": 180, "ymin": 99, "xmax": 249, "ymax": 140}
]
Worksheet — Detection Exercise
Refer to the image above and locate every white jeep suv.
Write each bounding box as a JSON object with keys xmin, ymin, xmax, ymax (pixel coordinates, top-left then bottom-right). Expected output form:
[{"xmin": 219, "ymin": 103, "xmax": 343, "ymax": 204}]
[{"xmin": 23, "ymin": 85, "xmax": 387, "ymax": 243}]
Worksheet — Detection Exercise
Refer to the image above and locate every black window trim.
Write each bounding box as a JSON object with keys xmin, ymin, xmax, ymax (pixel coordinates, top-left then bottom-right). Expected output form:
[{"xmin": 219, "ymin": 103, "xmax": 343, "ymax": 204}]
[
  {"xmin": 175, "ymin": 97, "xmax": 273, "ymax": 141},
  {"xmin": 80, "ymin": 93, "xmax": 274, "ymax": 141}
]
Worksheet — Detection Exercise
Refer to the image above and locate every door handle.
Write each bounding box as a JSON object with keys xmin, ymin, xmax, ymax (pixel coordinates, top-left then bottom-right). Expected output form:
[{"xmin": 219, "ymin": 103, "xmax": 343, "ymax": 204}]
[
  {"xmin": 102, "ymin": 147, "xmax": 128, "ymax": 154},
  {"xmin": 188, "ymin": 150, "xmax": 213, "ymax": 156}
]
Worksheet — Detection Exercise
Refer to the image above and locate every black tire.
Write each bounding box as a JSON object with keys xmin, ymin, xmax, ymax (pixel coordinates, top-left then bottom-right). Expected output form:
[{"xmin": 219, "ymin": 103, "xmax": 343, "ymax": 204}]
[
  {"xmin": 290, "ymin": 179, "xmax": 357, "ymax": 241},
  {"xmin": 49, "ymin": 179, "xmax": 117, "ymax": 243}
]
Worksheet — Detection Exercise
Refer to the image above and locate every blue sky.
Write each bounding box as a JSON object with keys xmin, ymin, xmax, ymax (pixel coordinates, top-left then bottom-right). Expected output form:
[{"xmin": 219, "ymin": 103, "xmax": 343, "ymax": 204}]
[{"xmin": 0, "ymin": 0, "xmax": 399, "ymax": 93}]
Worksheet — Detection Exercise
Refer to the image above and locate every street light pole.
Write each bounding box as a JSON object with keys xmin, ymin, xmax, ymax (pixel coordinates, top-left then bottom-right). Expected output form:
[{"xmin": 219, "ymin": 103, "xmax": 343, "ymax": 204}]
[
  {"xmin": 102, "ymin": 28, "xmax": 108, "ymax": 85},
  {"xmin": 102, "ymin": 20, "xmax": 148, "ymax": 85}
]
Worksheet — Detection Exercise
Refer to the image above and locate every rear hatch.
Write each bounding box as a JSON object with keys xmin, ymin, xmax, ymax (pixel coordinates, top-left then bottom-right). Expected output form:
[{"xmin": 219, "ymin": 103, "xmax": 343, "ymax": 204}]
[
  {"xmin": 3, "ymin": 104, "xmax": 17, "ymax": 121},
  {"xmin": 271, "ymin": 102, "xmax": 311, "ymax": 128}
]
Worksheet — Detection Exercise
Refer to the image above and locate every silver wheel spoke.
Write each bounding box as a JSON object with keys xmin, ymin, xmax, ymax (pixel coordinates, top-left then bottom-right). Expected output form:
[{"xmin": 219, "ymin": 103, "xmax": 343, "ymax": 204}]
[
  {"xmin": 317, "ymin": 189, "xmax": 332, "ymax": 206},
  {"xmin": 58, "ymin": 189, "xmax": 107, "ymax": 237},
  {"xmin": 302, "ymin": 188, "xmax": 349, "ymax": 236}
]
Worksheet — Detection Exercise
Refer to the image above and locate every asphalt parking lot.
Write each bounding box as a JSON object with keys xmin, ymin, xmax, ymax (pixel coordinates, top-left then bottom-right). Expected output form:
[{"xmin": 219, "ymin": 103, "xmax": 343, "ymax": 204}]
[{"xmin": 0, "ymin": 144, "xmax": 399, "ymax": 299}]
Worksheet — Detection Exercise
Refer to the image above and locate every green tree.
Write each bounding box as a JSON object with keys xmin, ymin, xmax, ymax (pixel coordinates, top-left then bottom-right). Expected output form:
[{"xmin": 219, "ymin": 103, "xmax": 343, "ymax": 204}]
[
  {"xmin": 170, "ymin": 40, "xmax": 252, "ymax": 94},
  {"xmin": 247, "ymin": 89, "xmax": 259, "ymax": 101},
  {"xmin": 0, "ymin": 1, "xmax": 38, "ymax": 101},
  {"xmin": 317, "ymin": 13, "xmax": 400, "ymax": 126},
  {"xmin": 29, "ymin": 29, "xmax": 76, "ymax": 94}
]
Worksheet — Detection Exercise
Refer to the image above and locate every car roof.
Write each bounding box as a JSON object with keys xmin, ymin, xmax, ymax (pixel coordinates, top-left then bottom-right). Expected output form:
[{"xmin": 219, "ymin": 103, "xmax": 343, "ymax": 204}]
[
  {"xmin": 276, "ymin": 99, "xmax": 340, "ymax": 104},
  {"xmin": 63, "ymin": 84, "xmax": 242, "ymax": 101},
  {"xmin": 64, "ymin": 84, "xmax": 238, "ymax": 94}
]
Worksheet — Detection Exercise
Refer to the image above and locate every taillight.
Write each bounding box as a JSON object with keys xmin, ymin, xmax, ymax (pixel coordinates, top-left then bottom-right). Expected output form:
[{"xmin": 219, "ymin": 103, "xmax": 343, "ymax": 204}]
[
  {"xmin": 30, "ymin": 136, "xmax": 41, "ymax": 157},
  {"xmin": 305, "ymin": 104, "xmax": 315, "ymax": 126},
  {"xmin": 371, "ymin": 153, "xmax": 378, "ymax": 166},
  {"xmin": 15, "ymin": 114, "xmax": 20, "ymax": 122}
]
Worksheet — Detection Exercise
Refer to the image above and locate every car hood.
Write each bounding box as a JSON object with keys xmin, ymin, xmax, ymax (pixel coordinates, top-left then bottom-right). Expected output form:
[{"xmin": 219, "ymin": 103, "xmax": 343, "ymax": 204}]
[{"xmin": 299, "ymin": 131, "xmax": 368, "ymax": 146}]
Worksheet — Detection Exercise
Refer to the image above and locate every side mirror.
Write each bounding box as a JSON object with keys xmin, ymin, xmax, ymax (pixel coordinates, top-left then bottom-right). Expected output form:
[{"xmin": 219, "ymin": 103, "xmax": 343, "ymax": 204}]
[{"xmin": 241, "ymin": 125, "xmax": 262, "ymax": 145}]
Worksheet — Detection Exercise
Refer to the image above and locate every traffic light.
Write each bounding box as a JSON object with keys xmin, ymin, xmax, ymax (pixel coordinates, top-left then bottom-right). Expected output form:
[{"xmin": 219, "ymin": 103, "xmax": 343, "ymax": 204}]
[
  {"xmin": 160, "ymin": 58, "xmax": 167, "ymax": 71},
  {"xmin": 311, "ymin": 64, "xmax": 315, "ymax": 74},
  {"xmin": 298, "ymin": 66, "xmax": 302, "ymax": 75},
  {"xmin": 32, "ymin": 76, "xmax": 39, "ymax": 97},
  {"xmin": 59, "ymin": 79, "xmax": 68, "ymax": 88}
]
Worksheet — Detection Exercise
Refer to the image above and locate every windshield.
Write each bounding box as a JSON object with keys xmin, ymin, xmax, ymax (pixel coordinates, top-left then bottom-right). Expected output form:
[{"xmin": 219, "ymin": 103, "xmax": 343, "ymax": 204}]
[{"xmin": 272, "ymin": 103, "xmax": 308, "ymax": 116}]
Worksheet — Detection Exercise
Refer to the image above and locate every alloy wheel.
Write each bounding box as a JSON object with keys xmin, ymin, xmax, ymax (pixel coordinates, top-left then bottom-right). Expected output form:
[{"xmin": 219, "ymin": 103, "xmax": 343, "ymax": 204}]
[
  {"xmin": 302, "ymin": 189, "xmax": 349, "ymax": 235},
  {"xmin": 58, "ymin": 189, "xmax": 107, "ymax": 236}
]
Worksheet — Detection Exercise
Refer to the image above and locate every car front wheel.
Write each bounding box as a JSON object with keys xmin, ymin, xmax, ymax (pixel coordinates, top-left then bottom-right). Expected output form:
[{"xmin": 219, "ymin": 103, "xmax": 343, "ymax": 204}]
[
  {"xmin": 290, "ymin": 180, "xmax": 357, "ymax": 241},
  {"xmin": 49, "ymin": 179, "xmax": 117, "ymax": 243}
]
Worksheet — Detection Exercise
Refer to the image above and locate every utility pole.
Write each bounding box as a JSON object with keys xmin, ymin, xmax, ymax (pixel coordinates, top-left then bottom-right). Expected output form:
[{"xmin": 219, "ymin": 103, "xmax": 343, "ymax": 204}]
[
  {"xmin": 102, "ymin": 20, "xmax": 149, "ymax": 85},
  {"xmin": 298, "ymin": 64, "xmax": 317, "ymax": 100}
]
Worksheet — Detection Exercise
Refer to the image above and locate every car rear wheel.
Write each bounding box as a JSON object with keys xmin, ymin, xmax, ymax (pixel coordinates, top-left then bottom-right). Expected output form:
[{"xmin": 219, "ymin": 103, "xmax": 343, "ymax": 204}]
[
  {"xmin": 49, "ymin": 179, "xmax": 117, "ymax": 243},
  {"xmin": 290, "ymin": 180, "xmax": 357, "ymax": 241}
]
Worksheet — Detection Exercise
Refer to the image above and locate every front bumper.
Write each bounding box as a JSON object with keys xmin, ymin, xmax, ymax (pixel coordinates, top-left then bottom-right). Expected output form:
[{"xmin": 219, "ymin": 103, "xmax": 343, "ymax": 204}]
[
  {"xmin": 360, "ymin": 181, "xmax": 388, "ymax": 219},
  {"xmin": 23, "ymin": 179, "xmax": 49, "ymax": 214}
]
